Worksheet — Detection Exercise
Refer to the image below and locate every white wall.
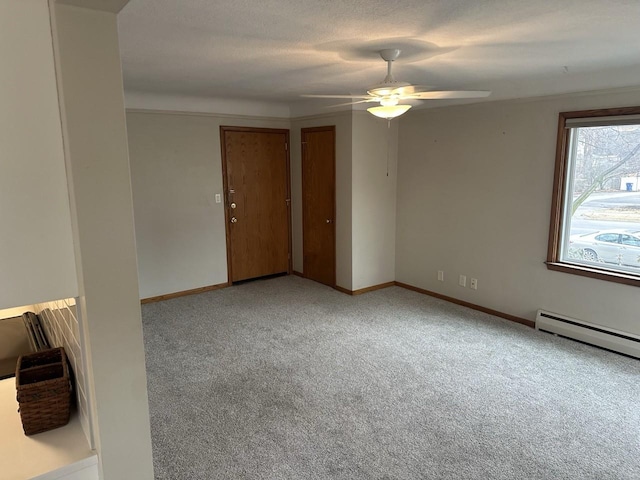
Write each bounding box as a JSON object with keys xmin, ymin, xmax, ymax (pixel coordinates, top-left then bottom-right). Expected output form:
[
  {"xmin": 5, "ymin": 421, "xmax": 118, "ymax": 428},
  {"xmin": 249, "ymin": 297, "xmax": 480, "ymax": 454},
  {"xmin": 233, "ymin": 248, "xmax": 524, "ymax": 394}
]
[
  {"xmin": 0, "ymin": 0, "xmax": 78, "ymax": 310},
  {"xmin": 51, "ymin": 3, "xmax": 154, "ymax": 478},
  {"xmin": 126, "ymin": 111, "xmax": 290, "ymax": 298},
  {"xmin": 291, "ymin": 112, "xmax": 353, "ymax": 290},
  {"xmin": 396, "ymin": 88, "xmax": 640, "ymax": 336},
  {"xmin": 351, "ymin": 113, "xmax": 397, "ymax": 290}
]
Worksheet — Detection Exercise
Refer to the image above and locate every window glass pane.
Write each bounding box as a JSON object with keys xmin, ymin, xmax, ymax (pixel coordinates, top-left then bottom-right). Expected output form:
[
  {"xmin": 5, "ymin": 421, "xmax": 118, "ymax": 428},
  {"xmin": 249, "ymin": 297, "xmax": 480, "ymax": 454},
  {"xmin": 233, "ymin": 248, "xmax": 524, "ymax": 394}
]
[
  {"xmin": 562, "ymin": 124, "xmax": 640, "ymax": 276},
  {"xmin": 620, "ymin": 234, "xmax": 640, "ymax": 247},
  {"xmin": 594, "ymin": 233, "xmax": 620, "ymax": 243}
]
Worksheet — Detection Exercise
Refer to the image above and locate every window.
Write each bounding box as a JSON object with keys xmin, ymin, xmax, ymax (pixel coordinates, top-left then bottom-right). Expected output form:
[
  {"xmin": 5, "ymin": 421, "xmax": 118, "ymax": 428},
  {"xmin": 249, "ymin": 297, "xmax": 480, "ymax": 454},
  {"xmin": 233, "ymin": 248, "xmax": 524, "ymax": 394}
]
[
  {"xmin": 547, "ymin": 107, "xmax": 640, "ymax": 287},
  {"xmin": 621, "ymin": 233, "xmax": 640, "ymax": 247}
]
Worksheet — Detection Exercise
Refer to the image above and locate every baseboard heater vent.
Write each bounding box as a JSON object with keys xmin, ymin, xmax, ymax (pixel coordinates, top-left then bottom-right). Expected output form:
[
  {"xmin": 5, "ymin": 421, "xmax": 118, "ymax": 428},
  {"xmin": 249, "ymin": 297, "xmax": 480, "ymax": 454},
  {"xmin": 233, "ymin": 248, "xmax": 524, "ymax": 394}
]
[{"xmin": 536, "ymin": 310, "xmax": 640, "ymax": 359}]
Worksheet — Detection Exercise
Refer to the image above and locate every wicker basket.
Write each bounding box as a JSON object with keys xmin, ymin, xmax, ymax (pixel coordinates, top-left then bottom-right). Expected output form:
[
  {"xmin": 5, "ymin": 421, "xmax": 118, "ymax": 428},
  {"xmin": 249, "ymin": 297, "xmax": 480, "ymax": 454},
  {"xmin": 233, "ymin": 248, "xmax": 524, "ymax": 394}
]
[{"xmin": 15, "ymin": 347, "xmax": 71, "ymax": 435}]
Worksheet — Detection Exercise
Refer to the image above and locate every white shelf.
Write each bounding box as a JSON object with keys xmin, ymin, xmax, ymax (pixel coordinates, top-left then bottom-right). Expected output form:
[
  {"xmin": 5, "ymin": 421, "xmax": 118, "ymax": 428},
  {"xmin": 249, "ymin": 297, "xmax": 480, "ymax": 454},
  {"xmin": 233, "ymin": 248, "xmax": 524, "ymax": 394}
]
[{"xmin": 0, "ymin": 378, "xmax": 97, "ymax": 480}]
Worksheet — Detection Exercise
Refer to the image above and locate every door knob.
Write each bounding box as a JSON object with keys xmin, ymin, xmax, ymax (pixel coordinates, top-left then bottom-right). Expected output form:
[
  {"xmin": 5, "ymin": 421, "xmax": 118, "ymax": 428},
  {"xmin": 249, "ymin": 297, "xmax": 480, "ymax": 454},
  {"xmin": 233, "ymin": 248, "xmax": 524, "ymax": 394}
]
[
  {"xmin": 231, "ymin": 217, "xmax": 238, "ymax": 223},
  {"xmin": 230, "ymin": 202, "xmax": 237, "ymax": 209},
  {"xmin": 326, "ymin": 219, "xmax": 333, "ymax": 224}
]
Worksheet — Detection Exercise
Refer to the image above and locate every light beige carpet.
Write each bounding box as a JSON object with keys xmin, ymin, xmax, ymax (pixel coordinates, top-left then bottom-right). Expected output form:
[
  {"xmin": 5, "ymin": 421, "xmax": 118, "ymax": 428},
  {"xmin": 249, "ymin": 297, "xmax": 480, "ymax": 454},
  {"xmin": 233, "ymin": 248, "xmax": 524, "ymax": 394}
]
[{"xmin": 142, "ymin": 275, "xmax": 640, "ymax": 480}]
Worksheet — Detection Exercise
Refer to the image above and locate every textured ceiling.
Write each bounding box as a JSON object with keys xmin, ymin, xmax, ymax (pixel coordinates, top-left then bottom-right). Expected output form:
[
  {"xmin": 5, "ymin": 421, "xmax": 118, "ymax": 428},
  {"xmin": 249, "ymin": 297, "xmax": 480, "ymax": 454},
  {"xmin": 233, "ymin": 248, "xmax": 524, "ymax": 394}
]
[{"xmin": 118, "ymin": 0, "xmax": 640, "ymax": 107}]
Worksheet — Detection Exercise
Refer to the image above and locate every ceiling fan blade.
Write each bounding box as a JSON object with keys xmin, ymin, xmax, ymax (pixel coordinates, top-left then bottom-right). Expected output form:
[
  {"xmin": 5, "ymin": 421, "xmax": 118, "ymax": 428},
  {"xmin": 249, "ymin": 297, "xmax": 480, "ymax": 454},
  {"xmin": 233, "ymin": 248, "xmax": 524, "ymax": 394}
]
[
  {"xmin": 302, "ymin": 50, "xmax": 490, "ymax": 104},
  {"xmin": 386, "ymin": 85, "xmax": 434, "ymax": 96},
  {"xmin": 402, "ymin": 89, "xmax": 492, "ymax": 99},
  {"xmin": 329, "ymin": 99, "xmax": 378, "ymax": 107},
  {"xmin": 301, "ymin": 94, "xmax": 373, "ymax": 99}
]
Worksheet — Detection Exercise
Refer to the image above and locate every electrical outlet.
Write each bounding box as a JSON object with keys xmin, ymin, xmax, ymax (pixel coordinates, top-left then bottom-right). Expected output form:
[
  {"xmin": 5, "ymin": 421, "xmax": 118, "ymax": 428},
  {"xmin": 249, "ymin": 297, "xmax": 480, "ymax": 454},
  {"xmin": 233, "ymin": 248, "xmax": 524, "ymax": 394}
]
[
  {"xmin": 459, "ymin": 275, "xmax": 467, "ymax": 287},
  {"xmin": 470, "ymin": 278, "xmax": 478, "ymax": 290},
  {"xmin": 437, "ymin": 271, "xmax": 444, "ymax": 282},
  {"xmin": 215, "ymin": 193, "xmax": 221, "ymax": 204}
]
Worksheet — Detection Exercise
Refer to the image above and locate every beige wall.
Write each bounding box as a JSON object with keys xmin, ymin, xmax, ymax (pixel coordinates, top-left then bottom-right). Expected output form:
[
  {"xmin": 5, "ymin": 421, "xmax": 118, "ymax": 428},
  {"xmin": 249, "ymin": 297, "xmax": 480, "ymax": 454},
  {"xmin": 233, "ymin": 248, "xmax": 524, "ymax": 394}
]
[
  {"xmin": 396, "ymin": 89, "xmax": 640, "ymax": 336},
  {"xmin": 291, "ymin": 112, "xmax": 353, "ymax": 289},
  {"xmin": 0, "ymin": 0, "xmax": 78, "ymax": 310},
  {"xmin": 51, "ymin": 3, "xmax": 154, "ymax": 478},
  {"xmin": 126, "ymin": 111, "xmax": 290, "ymax": 298},
  {"xmin": 129, "ymin": 109, "xmax": 397, "ymax": 294},
  {"xmin": 290, "ymin": 112, "xmax": 397, "ymax": 291},
  {"xmin": 351, "ymin": 113, "xmax": 397, "ymax": 290},
  {"xmin": 128, "ymin": 110, "xmax": 359, "ymax": 294}
]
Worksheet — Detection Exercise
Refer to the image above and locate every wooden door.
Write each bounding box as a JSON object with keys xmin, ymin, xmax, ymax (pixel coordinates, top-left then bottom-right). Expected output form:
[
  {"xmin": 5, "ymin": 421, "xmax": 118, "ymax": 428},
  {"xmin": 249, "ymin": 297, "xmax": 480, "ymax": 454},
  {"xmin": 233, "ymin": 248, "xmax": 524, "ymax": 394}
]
[
  {"xmin": 302, "ymin": 126, "xmax": 336, "ymax": 287},
  {"xmin": 221, "ymin": 127, "xmax": 291, "ymax": 283}
]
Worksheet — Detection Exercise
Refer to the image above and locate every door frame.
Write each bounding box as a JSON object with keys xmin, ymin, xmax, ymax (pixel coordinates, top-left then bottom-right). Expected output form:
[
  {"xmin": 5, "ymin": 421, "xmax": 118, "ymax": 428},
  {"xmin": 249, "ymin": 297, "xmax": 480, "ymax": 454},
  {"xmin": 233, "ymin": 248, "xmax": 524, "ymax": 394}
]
[
  {"xmin": 219, "ymin": 125, "xmax": 292, "ymax": 284},
  {"xmin": 301, "ymin": 125, "xmax": 336, "ymax": 287}
]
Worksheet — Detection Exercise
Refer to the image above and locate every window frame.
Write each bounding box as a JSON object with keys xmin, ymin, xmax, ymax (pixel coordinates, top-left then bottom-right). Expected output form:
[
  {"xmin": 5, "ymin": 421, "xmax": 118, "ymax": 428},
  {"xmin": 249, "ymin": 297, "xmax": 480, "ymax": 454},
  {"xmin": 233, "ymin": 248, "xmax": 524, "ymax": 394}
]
[{"xmin": 546, "ymin": 106, "xmax": 640, "ymax": 288}]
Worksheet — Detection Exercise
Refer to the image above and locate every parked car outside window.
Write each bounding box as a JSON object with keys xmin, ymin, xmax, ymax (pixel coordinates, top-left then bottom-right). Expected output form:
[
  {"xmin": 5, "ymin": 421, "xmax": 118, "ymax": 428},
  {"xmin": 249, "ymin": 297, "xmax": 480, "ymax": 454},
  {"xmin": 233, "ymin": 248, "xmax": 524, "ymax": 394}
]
[{"xmin": 569, "ymin": 230, "xmax": 640, "ymax": 270}]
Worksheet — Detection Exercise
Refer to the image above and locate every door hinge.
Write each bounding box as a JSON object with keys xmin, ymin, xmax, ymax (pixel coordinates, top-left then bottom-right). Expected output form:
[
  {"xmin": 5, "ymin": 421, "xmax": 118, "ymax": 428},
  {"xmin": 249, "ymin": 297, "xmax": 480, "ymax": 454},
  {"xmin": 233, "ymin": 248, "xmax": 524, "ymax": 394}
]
[
  {"xmin": 285, "ymin": 198, "xmax": 291, "ymax": 206},
  {"xmin": 288, "ymin": 253, "xmax": 291, "ymax": 260},
  {"xmin": 285, "ymin": 143, "xmax": 288, "ymax": 151}
]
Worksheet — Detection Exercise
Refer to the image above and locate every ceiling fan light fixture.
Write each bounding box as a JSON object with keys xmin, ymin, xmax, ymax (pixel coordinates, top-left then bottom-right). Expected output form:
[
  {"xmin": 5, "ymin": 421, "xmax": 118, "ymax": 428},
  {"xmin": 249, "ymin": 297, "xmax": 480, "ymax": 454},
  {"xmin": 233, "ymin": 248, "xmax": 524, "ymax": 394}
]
[{"xmin": 367, "ymin": 104, "xmax": 411, "ymax": 120}]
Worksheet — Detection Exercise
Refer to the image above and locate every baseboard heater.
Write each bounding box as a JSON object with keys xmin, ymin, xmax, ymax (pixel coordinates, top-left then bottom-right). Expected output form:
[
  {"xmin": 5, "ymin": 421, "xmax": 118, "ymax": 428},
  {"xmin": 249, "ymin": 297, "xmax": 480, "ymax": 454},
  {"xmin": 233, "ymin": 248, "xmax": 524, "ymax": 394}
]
[{"xmin": 536, "ymin": 310, "xmax": 640, "ymax": 359}]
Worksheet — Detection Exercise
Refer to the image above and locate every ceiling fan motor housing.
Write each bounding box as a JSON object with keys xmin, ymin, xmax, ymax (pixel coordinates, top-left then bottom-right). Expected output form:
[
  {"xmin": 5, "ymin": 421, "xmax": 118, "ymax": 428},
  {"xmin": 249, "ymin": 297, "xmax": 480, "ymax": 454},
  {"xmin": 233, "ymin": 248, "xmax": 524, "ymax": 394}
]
[
  {"xmin": 379, "ymin": 49, "xmax": 401, "ymax": 62},
  {"xmin": 367, "ymin": 49, "xmax": 408, "ymax": 96},
  {"xmin": 368, "ymin": 81, "xmax": 410, "ymax": 97}
]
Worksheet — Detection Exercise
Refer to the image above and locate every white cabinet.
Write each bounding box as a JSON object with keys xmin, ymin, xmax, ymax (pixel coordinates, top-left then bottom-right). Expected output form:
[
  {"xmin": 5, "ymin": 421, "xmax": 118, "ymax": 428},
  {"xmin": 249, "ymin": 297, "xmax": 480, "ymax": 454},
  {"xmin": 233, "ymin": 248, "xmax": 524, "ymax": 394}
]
[{"xmin": 0, "ymin": 1, "xmax": 78, "ymax": 309}]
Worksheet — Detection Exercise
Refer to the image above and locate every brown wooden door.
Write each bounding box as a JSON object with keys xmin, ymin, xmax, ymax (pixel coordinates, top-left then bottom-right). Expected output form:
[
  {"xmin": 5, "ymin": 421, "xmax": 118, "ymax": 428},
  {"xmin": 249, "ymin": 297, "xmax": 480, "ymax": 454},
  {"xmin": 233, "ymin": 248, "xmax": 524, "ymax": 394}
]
[
  {"xmin": 221, "ymin": 127, "xmax": 291, "ymax": 283},
  {"xmin": 302, "ymin": 126, "xmax": 336, "ymax": 287}
]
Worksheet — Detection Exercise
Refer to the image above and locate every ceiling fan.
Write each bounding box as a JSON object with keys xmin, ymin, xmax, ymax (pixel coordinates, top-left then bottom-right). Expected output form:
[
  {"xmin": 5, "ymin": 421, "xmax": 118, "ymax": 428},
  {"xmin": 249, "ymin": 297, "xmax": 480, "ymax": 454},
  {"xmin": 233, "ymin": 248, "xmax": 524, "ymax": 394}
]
[{"xmin": 302, "ymin": 49, "xmax": 490, "ymax": 119}]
